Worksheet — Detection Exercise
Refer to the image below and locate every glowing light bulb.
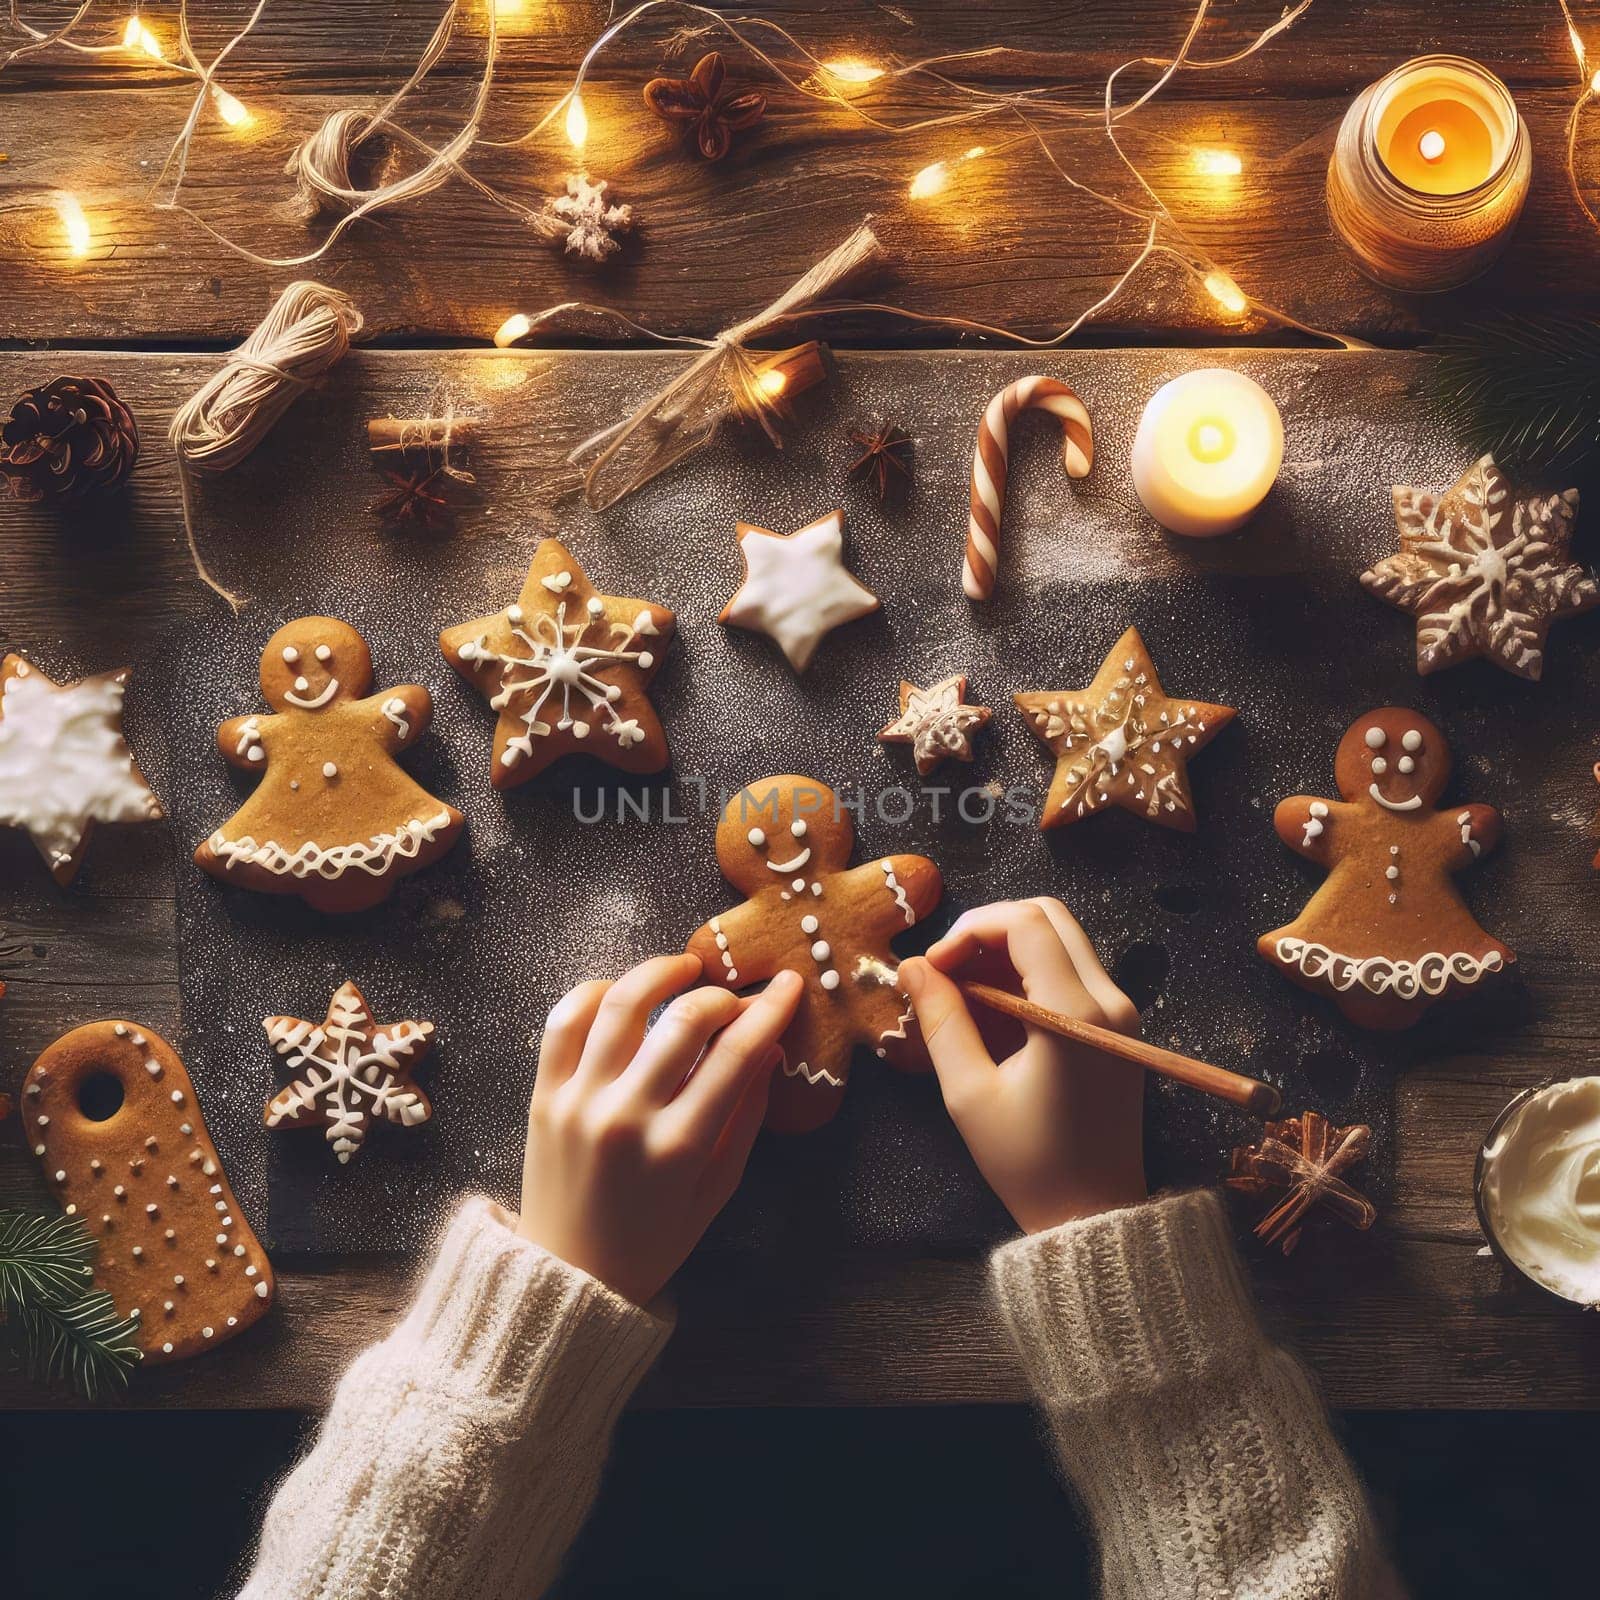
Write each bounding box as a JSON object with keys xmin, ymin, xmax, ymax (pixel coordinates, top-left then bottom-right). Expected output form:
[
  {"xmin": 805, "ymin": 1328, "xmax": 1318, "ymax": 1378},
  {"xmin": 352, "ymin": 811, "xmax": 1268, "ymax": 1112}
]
[
  {"xmin": 824, "ymin": 58, "xmax": 884, "ymax": 89},
  {"xmin": 212, "ymin": 85, "xmax": 251, "ymax": 128},
  {"xmin": 565, "ymin": 90, "xmax": 588, "ymax": 149},
  {"xmin": 1188, "ymin": 419, "xmax": 1235, "ymax": 464},
  {"xmin": 123, "ymin": 16, "xmax": 163, "ymax": 59},
  {"xmin": 493, "ymin": 0, "xmax": 526, "ymax": 14},
  {"xmin": 494, "ymin": 313, "xmax": 532, "ymax": 349},
  {"xmin": 757, "ymin": 368, "xmax": 787, "ymax": 398},
  {"xmin": 53, "ymin": 191, "xmax": 91, "ymax": 258},
  {"xmin": 909, "ymin": 160, "xmax": 949, "ymax": 200},
  {"xmin": 1193, "ymin": 149, "xmax": 1242, "ymax": 178},
  {"xmin": 1418, "ymin": 129, "xmax": 1446, "ymax": 163},
  {"xmin": 1202, "ymin": 270, "xmax": 1248, "ymax": 317},
  {"xmin": 1592, "ymin": 68, "xmax": 1600, "ymax": 96}
]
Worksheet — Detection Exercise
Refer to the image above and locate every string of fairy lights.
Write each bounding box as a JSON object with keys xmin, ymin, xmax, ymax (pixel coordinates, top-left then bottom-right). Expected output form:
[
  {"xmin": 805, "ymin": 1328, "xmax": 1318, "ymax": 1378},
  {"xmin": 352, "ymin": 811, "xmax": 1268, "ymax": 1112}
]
[{"xmin": 3, "ymin": 1, "xmax": 1599, "ymax": 349}]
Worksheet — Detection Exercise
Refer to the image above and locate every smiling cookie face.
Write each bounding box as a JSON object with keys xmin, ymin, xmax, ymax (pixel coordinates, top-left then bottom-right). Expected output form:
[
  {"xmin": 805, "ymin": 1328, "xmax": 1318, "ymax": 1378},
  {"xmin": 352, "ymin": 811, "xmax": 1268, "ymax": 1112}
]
[
  {"xmin": 1333, "ymin": 708, "xmax": 1450, "ymax": 813},
  {"xmin": 259, "ymin": 617, "xmax": 372, "ymax": 712},
  {"xmin": 714, "ymin": 775, "xmax": 854, "ymax": 894}
]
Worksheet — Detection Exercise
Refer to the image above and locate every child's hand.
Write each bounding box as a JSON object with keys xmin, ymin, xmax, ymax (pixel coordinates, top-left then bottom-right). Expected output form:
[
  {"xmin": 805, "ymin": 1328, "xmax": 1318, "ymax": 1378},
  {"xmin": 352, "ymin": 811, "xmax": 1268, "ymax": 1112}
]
[
  {"xmin": 516, "ymin": 954, "xmax": 803, "ymax": 1305},
  {"xmin": 899, "ymin": 898, "xmax": 1146, "ymax": 1233}
]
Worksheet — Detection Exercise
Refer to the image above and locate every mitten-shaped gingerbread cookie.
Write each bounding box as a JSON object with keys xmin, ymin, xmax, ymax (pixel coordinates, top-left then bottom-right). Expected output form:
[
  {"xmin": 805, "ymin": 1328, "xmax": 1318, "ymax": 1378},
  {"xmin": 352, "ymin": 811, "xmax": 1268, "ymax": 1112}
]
[
  {"xmin": 195, "ymin": 617, "xmax": 464, "ymax": 914},
  {"xmin": 686, "ymin": 775, "xmax": 942, "ymax": 1133},
  {"xmin": 1259, "ymin": 709, "xmax": 1513, "ymax": 1029},
  {"xmin": 24, "ymin": 1021, "xmax": 274, "ymax": 1362}
]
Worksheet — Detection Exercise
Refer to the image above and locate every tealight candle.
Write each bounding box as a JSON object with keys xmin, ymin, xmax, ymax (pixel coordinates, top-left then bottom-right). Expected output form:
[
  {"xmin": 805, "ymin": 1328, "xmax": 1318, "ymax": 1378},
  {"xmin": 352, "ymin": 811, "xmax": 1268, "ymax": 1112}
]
[
  {"xmin": 1130, "ymin": 369, "xmax": 1283, "ymax": 539},
  {"xmin": 1327, "ymin": 55, "xmax": 1530, "ymax": 291}
]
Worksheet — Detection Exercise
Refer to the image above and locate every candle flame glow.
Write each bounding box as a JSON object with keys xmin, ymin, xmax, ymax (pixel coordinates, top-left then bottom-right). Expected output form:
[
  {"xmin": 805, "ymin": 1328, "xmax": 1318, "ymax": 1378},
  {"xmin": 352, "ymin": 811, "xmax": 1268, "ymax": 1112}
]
[
  {"xmin": 1418, "ymin": 129, "xmax": 1446, "ymax": 162},
  {"xmin": 212, "ymin": 85, "xmax": 251, "ymax": 128},
  {"xmin": 53, "ymin": 191, "xmax": 91, "ymax": 257},
  {"xmin": 122, "ymin": 15, "xmax": 163, "ymax": 59},
  {"xmin": 1202, "ymin": 270, "xmax": 1248, "ymax": 317},
  {"xmin": 565, "ymin": 90, "xmax": 588, "ymax": 148},
  {"xmin": 494, "ymin": 313, "xmax": 532, "ymax": 349},
  {"xmin": 1193, "ymin": 149, "xmax": 1242, "ymax": 177}
]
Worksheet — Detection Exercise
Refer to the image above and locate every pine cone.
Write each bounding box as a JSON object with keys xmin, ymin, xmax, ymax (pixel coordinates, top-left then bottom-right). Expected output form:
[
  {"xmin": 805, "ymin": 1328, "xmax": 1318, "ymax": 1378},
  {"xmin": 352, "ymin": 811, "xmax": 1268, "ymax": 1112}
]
[{"xmin": 1, "ymin": 376, "xmax": 139, "ymax": 503}]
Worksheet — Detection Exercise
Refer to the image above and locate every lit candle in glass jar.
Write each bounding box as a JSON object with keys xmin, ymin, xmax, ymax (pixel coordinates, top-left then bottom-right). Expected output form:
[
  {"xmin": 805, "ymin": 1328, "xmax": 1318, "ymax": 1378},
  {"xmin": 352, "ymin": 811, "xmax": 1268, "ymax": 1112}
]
[
  {"xmin": 1130, "ymin": 369, "xmax": 1284, "ymax": 539},
  {"xmin": 1327, "ymin": 56, "xmax": 1530, "ymax": 291}
]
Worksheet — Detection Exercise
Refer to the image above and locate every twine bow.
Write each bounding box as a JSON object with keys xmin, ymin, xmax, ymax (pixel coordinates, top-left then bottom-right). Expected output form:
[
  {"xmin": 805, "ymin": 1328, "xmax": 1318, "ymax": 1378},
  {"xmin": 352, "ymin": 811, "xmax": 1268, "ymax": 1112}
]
[
  {"xmin": 1227, "ymin": 1110, "xmax": 1376, "ymax": 1254},
  {"xmin": 503, "ymin": 222, "xmax": 886, "ymax": 511}
]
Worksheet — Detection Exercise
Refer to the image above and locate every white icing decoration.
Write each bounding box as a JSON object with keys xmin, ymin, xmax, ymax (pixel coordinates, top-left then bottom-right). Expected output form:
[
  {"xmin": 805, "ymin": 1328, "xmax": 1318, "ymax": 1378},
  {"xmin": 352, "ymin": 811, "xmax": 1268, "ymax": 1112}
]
[
  {"xmin": 1274, "ymin": 937, "xmax": 1504, "ymax": 999},
  {"xmin": 264, "ymin": 983, "xmax": 433, "ymax": 1163},
  {"xmin": 708, "ymin": 916, "xmax": 738, "ymax": 984},
  {"xmin": 1459, "ymin": 810, "xmax": 1481, "ymax": 857},
  {"xmin": 1301, "ymin": 800, "xmax": 1328, "ymax": 848},
  {"xmin": 541, "ymin": 570, "xmax": 573, "ymax": 594},
  {"xmin": 281, "ymin": 647, "xmax": 299, "ymax": 664},
  {"xmin": 1364, "ymin": 726, "xmax": 1386, "ymax": 749},
  {"xmin": 1370, "ymin": 785, "xmax": 1422, "ymax": 812},
  {"xmin": 819, "ymin": 970, "xmax": 841, "ymax": 991},
  {"xmin": 0, "ymin": 664, "xmax": 162, "ymax": 870},
  {"xmin": 782, "ymin": 1054, "xmax": 843, "ymax": 1088},
  {"xmin": 1398, "ymin": 756, "xmax": 1415, "ymax": 774},
  {"xmin": 791, "ymin": 819, "xmax": 808, "ymax": 837},
  {"xmin": 207, "ymin": 810, "xmax": 455, "ymax": 881},
  {"xmin": 881, "ymin": 859, "xmax": 915, "ymax": 925},
  {"xmin": 800, "ymin": 914, "xmax": 819, "ymax": 934},
  {"xmin": 720, "ymin": 510, "xmax": 879, "ymax": 672},
  {"xmin": 880, "ymin": 675, "xmax": 989, "ymax": 770},
  {"xmin": 1371, "ymin": 756, "xmax": 1387, "ymax": 775},
  {"xmin": 236, "ymin": 716, "xmax": 266, "ymax": 764},
  {"xmin": 766, "ymin": 847, "xmax": 812, "ymax": 873},
  {"xmin": 747, "ymin": 827, "xmax": 767, "ymax": 847},
  {"xmin": 314, "ymin": 645, "xmax": 332, "ymax": 662},
  {"xmin": 283, "ymin": 679, "xmax": 339, "ymax": 709},
  {"xmin": 1402, "ymin": 730, "xmax": 1423, "ymax": 752},
  {"xmin": 381, "ymin": 697, "xmax": 411, "ymax": 740},
  {"xmin": 461, "ymin": 598, "xmax": 657, "ymax": 763}
]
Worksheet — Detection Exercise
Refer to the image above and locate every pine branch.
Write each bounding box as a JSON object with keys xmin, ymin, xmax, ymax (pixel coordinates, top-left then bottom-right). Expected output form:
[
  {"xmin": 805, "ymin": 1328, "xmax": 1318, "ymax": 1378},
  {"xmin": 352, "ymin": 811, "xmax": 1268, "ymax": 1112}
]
[
  {"xmin": 15, "ymin": 1293, "xmax": 141, "ymax": 1401},
  {"xmin": 1434, "ymin": 314, "xmax": 1600, "ymax": 472},
  {"xmin": 0, "ymin": 1210, "xmax": 95, "ymax": 1313}
]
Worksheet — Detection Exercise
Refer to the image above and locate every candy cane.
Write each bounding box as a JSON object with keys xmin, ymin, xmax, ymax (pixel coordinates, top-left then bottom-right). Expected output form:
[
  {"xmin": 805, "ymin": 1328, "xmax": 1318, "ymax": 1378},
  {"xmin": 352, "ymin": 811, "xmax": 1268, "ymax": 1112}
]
[{"xmin": 963, "ymin": 376, "xmax": 1093, "ymax": 601}]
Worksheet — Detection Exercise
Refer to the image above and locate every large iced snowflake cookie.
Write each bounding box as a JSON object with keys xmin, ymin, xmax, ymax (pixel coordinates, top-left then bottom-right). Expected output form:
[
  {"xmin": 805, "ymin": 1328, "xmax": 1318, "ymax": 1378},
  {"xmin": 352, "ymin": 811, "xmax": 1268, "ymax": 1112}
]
[
  {"xmin": 0, "ymin": 654, "xmax": 164, "ymax": 886},
  {"xmin": 262, "ymin": 981, "xmax": 434, "ymax": 1164},
  {"xmin": 195, "ymin": 617, "xmax": 464, "ymax": 915},
  {"xmin": 1014, "ymin": 626, "xmax": 1235, "ymax": 832},
  {"xmin": 684, "ymin": 775, "xmax": 941, "ymax": 1134},
  {"xmin": 24, "ymin": 1020, "xmax": 275, "ymax": 1362},
  {"xmin": 1363, "ymin": 454, "xmax": 1599, "ymax": 681},
  {"xmin": 1259, "ymin": 708, "xmax": 1513, "ymax": 1030},
  {"xmin": 441, "ymin": 538, "xmax": 675, "ymax": 787}
]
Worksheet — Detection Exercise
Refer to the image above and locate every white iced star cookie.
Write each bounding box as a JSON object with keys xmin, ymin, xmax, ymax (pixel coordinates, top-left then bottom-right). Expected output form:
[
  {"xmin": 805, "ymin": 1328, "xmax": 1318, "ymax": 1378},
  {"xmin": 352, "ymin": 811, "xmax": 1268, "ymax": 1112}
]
[
  {"xmin": 0, "ymin": 654, "xmax": 164, "ymax": 885},
  {"xmin": 878, "ymin": 674, "xmax": 992, "ymax": 777},
  {"xmin": 718, "ymin": 509, "xmax": 880, "ymax": 672}
]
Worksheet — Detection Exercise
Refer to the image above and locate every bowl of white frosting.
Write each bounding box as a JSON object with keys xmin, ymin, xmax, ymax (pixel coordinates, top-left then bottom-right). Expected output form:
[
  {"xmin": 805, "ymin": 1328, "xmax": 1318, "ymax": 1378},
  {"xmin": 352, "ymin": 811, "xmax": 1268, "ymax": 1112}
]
[{"xmin": 1475, "ymin": 1076, "xmax": 1600, "ymax": 1310}]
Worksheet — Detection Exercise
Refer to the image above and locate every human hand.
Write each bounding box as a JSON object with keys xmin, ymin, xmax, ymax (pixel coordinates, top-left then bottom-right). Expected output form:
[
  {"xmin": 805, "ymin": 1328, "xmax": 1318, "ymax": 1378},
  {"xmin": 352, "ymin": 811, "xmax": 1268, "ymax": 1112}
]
[
  {"xmin": 516, "ymin": 954, "xmax": 803, "ymax": 1305},
  {"xmin": 898, "ymin": 898, "xmax": 1146, "ymax": 1233}
]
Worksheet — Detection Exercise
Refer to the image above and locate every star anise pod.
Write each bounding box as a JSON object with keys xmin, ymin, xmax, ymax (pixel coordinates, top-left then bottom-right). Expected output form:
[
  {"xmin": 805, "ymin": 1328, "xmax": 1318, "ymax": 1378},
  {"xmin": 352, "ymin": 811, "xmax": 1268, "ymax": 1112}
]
[
  {"xmin": 372, "ymin": 465, "xmax": 456, "ymax": 532},
  {"xmin": 847, "ymin": 421, "xmax": 914, "ymax": 507},
  {"xmin": 1226, "ymin": 1110, "xmax": 1376, "ymax": 1255},
  {"xmin": 642, "ymin": 51, "xmax": 766, "ymax": 161}
]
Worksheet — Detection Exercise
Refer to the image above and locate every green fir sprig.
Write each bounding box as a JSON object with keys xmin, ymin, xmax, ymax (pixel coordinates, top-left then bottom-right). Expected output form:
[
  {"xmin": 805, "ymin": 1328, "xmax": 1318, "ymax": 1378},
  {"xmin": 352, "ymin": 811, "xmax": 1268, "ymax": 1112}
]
[
  {"xmin": 1435, "ymin": 314, "xmax": 1600, "ymax": 473},
  {"xmin": 0, "ymin": 1210, "xmax": 141, "ymax": 1400}
]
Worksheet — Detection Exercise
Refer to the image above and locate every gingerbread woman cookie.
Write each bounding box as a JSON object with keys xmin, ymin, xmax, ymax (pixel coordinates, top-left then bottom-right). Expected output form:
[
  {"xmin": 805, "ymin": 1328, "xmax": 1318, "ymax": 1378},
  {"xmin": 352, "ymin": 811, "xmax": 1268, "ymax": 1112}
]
[
  {"xmin": 194, "ymin": 617, "xmax": 463, "ymax": 915},
  {"xmin": 0, "ymin": 654, "xmax": 164, "ymax": 886},
  {"xmin": 685, "ymin": 775, "xmax": 942, "ymax": 1133},
  {"xmin": 263, "ymin": 981, "xmax": 435, "ymax": 1164},
  {"xmin": 1259, "ymin": 709, "xmax": 1513, "ymax": 1029},
  {"xmin": 441, "ymin": 538, "xmax": 675, "ymax": 788},
  {"xmin": 24, "ymin": 1021, "xmax": 274, "ymax": 1362}
]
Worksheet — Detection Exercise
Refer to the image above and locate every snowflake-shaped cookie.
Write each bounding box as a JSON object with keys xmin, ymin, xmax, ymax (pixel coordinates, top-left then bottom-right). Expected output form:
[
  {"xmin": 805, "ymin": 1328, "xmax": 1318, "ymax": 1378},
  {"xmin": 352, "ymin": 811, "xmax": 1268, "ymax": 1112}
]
[
  {"xmin": 543, "ymin": 173, "xmax": 633, "ymax": 263},
  {"xmin": 1363, "ymin": 454, "xmax": 1599, "ymax": 681},
  {"xmin": 1014, "ymin": 626, "xmax": 1234, "ymax": 832},
  {"xmin": 878, "ymin": 674, "xmax": 992, "ymax": 776},
  {"xmin": 262, "ymin": 982, "xmax": 434, "ymax": 1164}
]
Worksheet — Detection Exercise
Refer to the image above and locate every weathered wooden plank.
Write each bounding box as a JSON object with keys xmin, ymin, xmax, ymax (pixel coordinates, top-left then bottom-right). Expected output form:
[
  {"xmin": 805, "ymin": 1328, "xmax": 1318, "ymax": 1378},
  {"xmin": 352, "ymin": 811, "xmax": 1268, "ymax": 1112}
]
[
  {"xmin": 3, "ymin": 347, "xmax": 1600, "ymax": 1410},
  {"xmin": 2, "ymin": 80, "xmax": 1599, "ymax": 343}
]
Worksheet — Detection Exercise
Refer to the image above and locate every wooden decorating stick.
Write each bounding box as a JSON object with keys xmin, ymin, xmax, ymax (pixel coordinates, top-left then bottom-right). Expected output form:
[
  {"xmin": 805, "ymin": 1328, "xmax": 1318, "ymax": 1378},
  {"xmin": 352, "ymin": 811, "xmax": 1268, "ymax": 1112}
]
[{"xmin": 856, "ymin": 958, "xmax": 1280, "ymax": 1117}]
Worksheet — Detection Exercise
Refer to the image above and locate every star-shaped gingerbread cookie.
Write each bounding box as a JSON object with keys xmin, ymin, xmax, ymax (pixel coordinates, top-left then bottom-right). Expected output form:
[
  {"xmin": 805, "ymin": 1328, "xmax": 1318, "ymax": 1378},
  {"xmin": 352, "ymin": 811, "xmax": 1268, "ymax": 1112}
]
[
  {"xmin": 878, "ymin": 674, "xmax": 992, "ymax": 776},
  {"xmin": 719, "ymin": 510, "xmax": 880, "ymax": 671},
  {"xmin": 0, "ymin": 654, "xmax": 164, "ymax": 884},
  {"xmin": 1015, "ymin": 626, "xmax": 1234, "ymax": 832},
  {"xmin": 1363, "ymin": 454, "xmax": 1599, "ymax": 681},
  {"xmin": 441, "ymin": 538, "xmax": 675, "ymax": 788},
  {"xmin": 263, "ymin": 982, "xmax": 434, "ymax": 1164}
]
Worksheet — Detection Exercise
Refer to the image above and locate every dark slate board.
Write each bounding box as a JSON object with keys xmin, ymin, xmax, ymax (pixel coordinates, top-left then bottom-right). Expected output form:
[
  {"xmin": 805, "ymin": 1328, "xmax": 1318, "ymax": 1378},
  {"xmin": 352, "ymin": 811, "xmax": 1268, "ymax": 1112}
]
[{"xmin": 137, "ymin": 348, "xmax": 1594, "ymax": 1256}]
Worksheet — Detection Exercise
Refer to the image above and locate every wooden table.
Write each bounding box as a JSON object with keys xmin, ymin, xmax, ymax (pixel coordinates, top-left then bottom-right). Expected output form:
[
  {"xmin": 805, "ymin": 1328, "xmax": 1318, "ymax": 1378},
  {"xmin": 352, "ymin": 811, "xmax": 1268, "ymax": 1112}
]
[{"xmin": 5, "ymin": 0, "xmax": 1600, "ymax": 1411}]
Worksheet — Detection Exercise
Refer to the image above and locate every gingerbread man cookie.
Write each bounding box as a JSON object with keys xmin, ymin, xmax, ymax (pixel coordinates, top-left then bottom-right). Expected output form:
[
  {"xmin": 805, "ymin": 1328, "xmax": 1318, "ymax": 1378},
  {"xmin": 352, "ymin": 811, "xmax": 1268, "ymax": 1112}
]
[
  {"xmin": 23, "ymin": 1021, "xmax": 274, "ymax": 1363},
  {"xmin": 441, "ymin": 538, "xmax": 675, "ymax": 788},
  {"xmin": 1259, "ymin": 709, "xmax": 1513, "ymax": 1029},
  {"xmin": 0, "ymin": 654, "xmax": 164, "ymax": 885},
  {"xmin": 195, "ymin": 617, "xmax": 463, "ymax": 915},
  {"xmin": 263, "ymin": 981, "xmax": 435, "ymax": 1164},
  {"xmin": 685, "ymin": 775, "xmax": 942, "ymax": 1133}
]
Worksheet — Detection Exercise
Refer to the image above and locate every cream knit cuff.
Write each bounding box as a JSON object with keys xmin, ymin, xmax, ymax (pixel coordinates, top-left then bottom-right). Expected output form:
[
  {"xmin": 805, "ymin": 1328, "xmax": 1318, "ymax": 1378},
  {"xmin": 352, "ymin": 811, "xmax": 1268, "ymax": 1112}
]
[
  {"xmin": 387, "ymin": 1196, "xmax": 674, "ymax": 1417},
  {"xmin": 990, "ymin": 1188, "xmax": 1262, "ymax": 1408}
]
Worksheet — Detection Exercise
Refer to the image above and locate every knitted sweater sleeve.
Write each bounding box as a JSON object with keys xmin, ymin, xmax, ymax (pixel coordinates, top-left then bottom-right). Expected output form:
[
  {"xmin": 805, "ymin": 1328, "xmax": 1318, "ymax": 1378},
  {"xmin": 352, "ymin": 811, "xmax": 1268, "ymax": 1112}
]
[
  {"xmin": 237, "ymin": 1197, "xmax": 672, "ymax": 1600},
  {"xmin": 991, "ymin": 1189, "xmax": 1402, "ymax": 1600}
]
